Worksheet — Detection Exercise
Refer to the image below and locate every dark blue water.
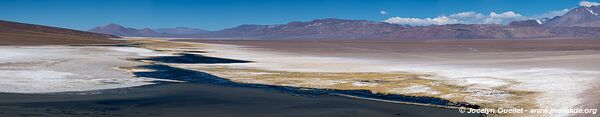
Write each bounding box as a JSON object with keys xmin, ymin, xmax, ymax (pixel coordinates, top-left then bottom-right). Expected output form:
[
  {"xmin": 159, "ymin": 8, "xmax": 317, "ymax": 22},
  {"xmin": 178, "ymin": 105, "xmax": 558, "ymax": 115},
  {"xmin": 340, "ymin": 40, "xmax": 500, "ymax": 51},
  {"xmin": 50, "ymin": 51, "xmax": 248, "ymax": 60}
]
[{"xmin": 135, "ymin": 53, "xmax": 251, "ymax": 64}]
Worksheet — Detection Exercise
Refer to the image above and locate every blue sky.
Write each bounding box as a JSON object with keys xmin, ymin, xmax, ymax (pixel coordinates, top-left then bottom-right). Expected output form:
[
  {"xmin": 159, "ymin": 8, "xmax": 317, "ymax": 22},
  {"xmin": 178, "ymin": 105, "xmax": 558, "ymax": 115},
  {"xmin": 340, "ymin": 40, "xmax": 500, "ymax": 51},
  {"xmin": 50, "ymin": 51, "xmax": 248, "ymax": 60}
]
[{"xmin": 0, "ymin": 0, "xmax": 590, "ymax": 31}]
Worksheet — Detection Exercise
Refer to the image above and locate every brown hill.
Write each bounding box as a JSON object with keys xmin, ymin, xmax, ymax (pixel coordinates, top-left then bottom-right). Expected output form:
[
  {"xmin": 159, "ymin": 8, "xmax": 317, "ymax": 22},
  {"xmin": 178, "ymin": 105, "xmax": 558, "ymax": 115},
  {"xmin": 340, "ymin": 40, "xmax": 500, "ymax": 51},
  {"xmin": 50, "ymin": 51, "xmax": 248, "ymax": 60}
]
[{"xmin": 0, "ymin": 20, "xmax": 121, "ymax": 45}]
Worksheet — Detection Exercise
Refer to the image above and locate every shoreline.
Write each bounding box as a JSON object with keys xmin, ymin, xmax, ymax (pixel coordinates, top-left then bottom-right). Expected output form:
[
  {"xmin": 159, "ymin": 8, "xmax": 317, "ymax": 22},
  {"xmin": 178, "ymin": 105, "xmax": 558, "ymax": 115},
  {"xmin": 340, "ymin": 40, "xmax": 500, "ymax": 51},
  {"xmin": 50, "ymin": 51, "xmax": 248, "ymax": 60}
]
[
  {"xmin": 131, "ymin": 63, "xmax": 480, "ymax": 109},
  {"xmin": 173, "ymin": 39, "xmax": 600, "ymax": 116},
  {"xmin": 3, "ymin": 38, "xmax": 599, "ymax": 116},
  {"xmin": 0, "ymin": 83, "xmax": 480, "ymax": 117},
  {"xmin": 120, "ymin": 40, "xmax": 484, "ymax": 109},
  {"xmin": 0, "ymin": 41, "xmax": 482, "ymax": 116},
  {"xmin": 0, "ymin": 63, "xmax": 480, "ymax": 117}
]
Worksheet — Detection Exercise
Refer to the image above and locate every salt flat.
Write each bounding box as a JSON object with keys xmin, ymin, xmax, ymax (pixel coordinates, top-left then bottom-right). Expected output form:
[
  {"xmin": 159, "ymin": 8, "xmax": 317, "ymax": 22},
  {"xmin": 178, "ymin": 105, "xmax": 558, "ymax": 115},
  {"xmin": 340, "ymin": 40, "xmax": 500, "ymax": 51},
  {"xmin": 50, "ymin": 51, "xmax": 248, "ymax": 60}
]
[
  {"xmin": 181, "ymin": 39, "xmax": 600, "ymax": 117},
  {"xmin": 0, "ymin": 46, "xmax": 166, "ymax": 93},
  {"xmin": 0, "ymin": 40, "xmax": 476, "ymax": 117}
]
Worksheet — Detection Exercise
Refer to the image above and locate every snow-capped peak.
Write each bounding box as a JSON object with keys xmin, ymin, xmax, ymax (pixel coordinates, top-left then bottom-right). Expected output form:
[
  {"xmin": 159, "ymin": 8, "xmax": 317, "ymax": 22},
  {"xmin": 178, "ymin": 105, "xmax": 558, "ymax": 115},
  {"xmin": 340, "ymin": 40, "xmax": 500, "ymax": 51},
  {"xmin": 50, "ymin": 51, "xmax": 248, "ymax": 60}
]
[
  {"xmin": 585, "ymin": 7, "xmax": 598, "ymax": 16},
  {"xmin": 535, "ymin": 20, "xmax": 542, "ymax": 24}
]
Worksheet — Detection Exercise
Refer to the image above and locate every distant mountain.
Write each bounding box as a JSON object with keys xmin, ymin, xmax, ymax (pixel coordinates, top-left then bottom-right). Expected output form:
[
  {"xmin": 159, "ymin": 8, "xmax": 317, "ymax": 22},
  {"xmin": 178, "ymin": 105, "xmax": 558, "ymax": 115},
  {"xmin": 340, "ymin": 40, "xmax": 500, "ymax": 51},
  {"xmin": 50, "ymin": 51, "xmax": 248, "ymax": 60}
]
[
  {"xmin": 196, "ymin": 19, "xmax": 573, "ymax": 39},
  {"xmin": 88, "ymin": 23, "xmax": 161, "ymax": 37},
  {"xmin": 198, "ymin": 19, "xmax": 405, "ymax": 39},
  {"xmin": 0, "ymin": 20, "xmax": 120, "ymax": 45},
  {"xmin": 89, "ymin": 6, "xmax": 600, "ymax": 39},
  {"xmin": 154, "ymin": 27, "xmax": 208, "ymax": 35},
  {"xmin": 194, "ymin": 5, "xmax": 600, "ymax": 40},
  {"xmin": 544, "ymin": 5, "xmax": 600, "ymax": 27},
  {"xmin": 88, "ymin": 24, "xmax": 208, "ymax": 37},
  {"xmin": 508, "ymin": 20, "xmax": 544, "ymax": 27}
]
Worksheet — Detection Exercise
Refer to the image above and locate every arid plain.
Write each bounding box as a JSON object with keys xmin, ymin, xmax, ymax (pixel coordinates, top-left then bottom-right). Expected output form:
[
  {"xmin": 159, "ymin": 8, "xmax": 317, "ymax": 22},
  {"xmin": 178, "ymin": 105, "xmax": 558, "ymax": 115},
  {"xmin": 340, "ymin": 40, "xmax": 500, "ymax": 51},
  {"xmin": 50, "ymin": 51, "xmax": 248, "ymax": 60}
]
[
  {"xmin": 177, "ymin": 39, "xmax": 600, "ymax": 117},
  {"xmin": 1, "ymin": 37, "xmax": 599, "ymax": 117}
]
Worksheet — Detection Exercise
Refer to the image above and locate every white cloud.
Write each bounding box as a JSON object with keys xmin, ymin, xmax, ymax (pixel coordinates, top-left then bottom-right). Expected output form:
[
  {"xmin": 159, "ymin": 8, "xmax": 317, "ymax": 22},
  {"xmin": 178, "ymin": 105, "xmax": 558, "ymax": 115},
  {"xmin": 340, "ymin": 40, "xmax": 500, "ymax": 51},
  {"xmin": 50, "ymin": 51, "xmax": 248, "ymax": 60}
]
[
  {"xmin": 383, "ymin": 8, "xmax": 575, "ymax": 26},
  {"xmin": 533, "ymin": 9, "xmax": 570, "ymax": 19},
  {"xmin": 384, "ymin": 16, "xmax": 456, "ymax": 26},
  {"xmin": 384, "ymin": 11, "xmax": 526, "ymax": 26},
  {"xmin": 449, "ymin": 11, "xmax": 485, "ymax": 18},
  {"xmin": 485, "ymin": 11, "xmax": 526, "ymax": 24},
  {"xmin": 580, "ymin": 1, "xmax": 600, "ymax": 7},
  {"xmin": 380, "ymin": 10, "xmax": 388, "ymax": 15}
]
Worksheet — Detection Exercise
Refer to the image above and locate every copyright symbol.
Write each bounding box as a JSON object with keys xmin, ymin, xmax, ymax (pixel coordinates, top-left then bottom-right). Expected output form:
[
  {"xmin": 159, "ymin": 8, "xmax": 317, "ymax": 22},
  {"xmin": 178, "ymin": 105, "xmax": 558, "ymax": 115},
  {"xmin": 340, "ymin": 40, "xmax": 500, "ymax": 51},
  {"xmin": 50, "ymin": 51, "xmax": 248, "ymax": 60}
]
[{"xmin": 459, "ymin": 107, "xmax": 466, "ymax": 113}]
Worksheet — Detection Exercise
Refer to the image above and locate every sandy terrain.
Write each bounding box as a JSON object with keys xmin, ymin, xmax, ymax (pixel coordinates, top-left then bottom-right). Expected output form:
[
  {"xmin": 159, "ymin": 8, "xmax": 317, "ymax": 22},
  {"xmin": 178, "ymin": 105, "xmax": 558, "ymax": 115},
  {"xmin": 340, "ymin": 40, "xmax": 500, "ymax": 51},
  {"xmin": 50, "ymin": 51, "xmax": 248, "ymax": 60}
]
[
  {"xmin": 0, "ymin": 46, "xmax": 169, "ymax": 93},
  {"xmin": 176, "ymin": 39, "xmax": 600, "ymax": 117}
]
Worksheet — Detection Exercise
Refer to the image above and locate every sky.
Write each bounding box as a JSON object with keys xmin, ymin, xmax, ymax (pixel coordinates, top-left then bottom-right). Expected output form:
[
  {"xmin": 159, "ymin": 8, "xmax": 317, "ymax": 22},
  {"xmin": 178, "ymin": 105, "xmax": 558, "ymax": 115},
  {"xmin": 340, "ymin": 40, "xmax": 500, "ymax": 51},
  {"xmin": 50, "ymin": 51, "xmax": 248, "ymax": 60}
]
[{"xmin": 0, "ymin": 0, "xmax": 594, "ymax": 31}]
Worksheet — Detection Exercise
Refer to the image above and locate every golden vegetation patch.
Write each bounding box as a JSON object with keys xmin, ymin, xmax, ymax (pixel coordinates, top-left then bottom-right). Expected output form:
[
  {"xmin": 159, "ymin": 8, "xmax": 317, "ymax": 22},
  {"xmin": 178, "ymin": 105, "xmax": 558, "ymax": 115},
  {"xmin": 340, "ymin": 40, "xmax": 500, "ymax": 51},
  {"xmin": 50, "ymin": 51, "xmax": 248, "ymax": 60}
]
[{"xmin": 175, "ymin": 64, "xmax": 536, "ymax": 110}]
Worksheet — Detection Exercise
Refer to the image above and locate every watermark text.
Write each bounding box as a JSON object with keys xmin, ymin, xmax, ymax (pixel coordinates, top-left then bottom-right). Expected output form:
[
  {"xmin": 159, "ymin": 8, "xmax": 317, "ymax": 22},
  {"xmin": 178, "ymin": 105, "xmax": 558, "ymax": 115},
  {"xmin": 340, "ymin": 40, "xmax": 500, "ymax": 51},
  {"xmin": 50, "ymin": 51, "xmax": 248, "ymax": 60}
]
[{"xmin": 458, "ymin": 108, "xmax": 598, "ymax": 115}]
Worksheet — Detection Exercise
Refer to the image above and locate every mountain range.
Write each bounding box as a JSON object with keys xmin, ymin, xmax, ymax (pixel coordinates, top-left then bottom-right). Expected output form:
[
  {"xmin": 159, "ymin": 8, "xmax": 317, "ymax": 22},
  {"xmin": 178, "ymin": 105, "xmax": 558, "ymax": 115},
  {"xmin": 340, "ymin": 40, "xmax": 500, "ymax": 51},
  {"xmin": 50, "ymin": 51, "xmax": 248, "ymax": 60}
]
[
  {"xmin": 544, "ymin": 5, "xmax": 600, "ymax": 27},
  {"xmin": 88, "ymin": 24, "xmax": 208, "ymax": 37},
  {"xmin": 89, "ymin": 5, "xmax": 600, "ymax": 40}
]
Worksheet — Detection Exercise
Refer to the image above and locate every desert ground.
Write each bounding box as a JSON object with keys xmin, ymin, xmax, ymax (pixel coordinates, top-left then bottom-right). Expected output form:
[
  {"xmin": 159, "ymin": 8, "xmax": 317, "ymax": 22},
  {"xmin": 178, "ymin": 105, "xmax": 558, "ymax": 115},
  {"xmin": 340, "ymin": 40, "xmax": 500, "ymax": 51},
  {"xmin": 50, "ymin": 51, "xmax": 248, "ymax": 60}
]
[
  {"xmin": 0, "ymin": 39, "xmax": 476, "ymax": 117},
  {"xmin": 177, "ymin": 39, "xmax": 600, "ymax": 117},
  {"xmin": 1, "ymin": 38, "xmax": 598, "ymax": 117}
]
